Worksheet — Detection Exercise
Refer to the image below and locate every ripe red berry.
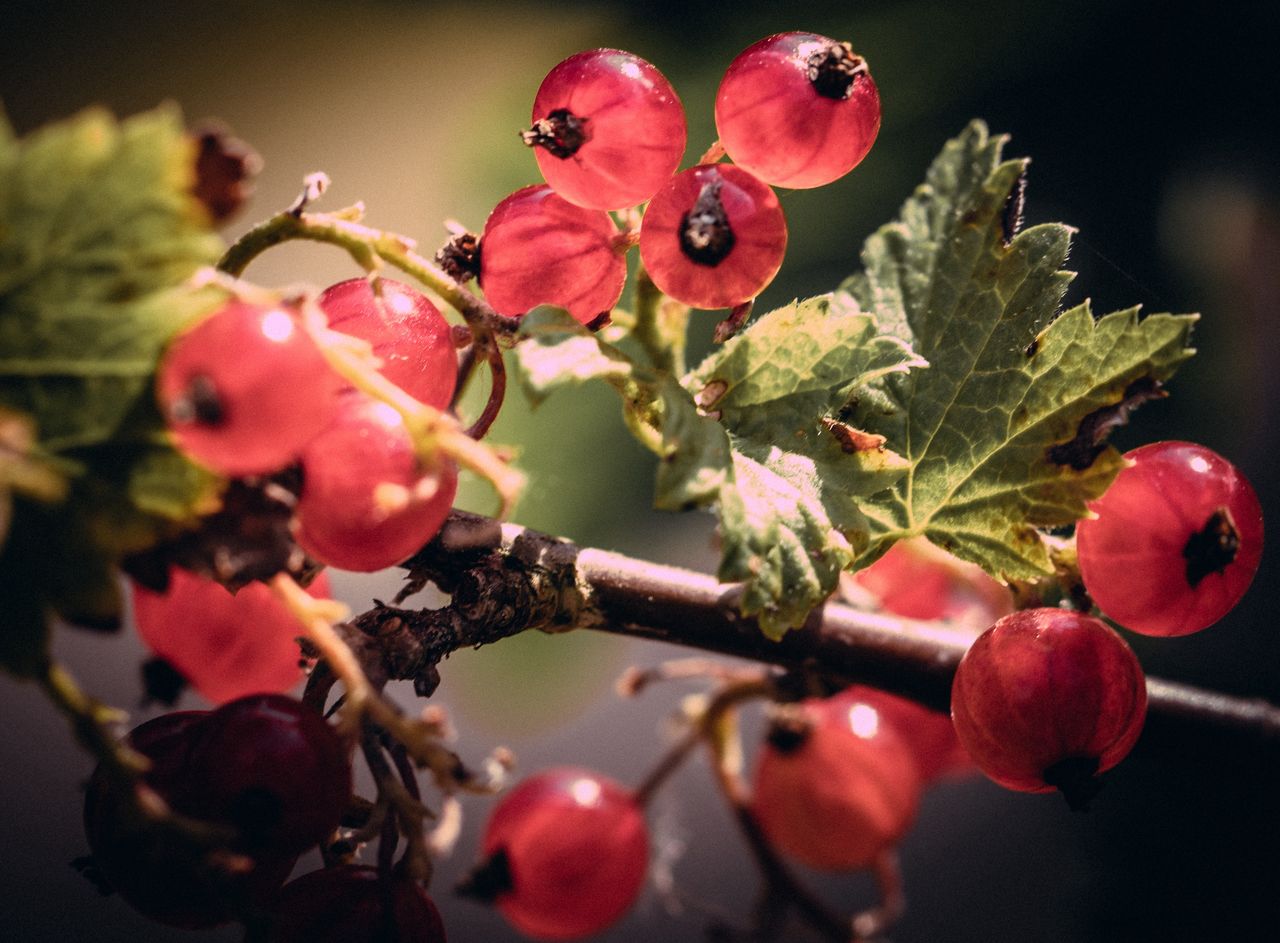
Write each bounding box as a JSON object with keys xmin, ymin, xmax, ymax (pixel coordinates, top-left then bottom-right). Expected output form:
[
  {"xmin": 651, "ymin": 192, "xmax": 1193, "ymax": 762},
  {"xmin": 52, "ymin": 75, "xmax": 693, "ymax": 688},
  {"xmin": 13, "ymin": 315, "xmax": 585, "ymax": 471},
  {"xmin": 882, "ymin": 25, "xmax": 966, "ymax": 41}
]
[
  {"xmin": 950, "ymin": 608, "xmax": 1148, "ymax": 807},
  {"xmin": 751, "ymin": 696, "xmax": 921, "ymax": 871},
  {"xmin": 474, "ymin": 767, "xmax": 648, "ymax": 940},
  {"xmin": 853, "ymin": 538, "xmax": 1013, "ymax": 629},
  {"xmin": 269, "ymin": 866, "xmax": 447, "ymax": 943},
  {"xmin": 478, "ymin": 185, "xmax": 628, "ymax": 324},
  {"xmin": 715, "ymin": 32, "xmax": 881, "ymax": 189},
  {"xmin": 318, "ymin": 278, "xmax": 457, "ymax": 409},
  {"xmin": 157, "ymin": 299, "xmax": 343, "ymax": 476},
  {"xmin": 1077, "ymin": 441, "xmax": 1263, "ymax": 636},
  {"xmin": 524, "ymin": 49, "xmax": 687, "ymax": 210},
  {"xmin": 83, "ymin": 711, "xmax": 295, "ymax": 929},
  {"xmin": 131, "ymin": 568, "xmax": 330, "ymax": 705},
  {"xmin": 639, "ymin": 164, "xmax": 786, "ymax": 310},
  {"xmin": 830, "ymin": 685, "xmax": 973, "ymax": 784},
  {"xmin": 183, "ymin": 694, "xmax": 352, "ymax": 856},
  {"xmin": 295, "ymin": 395, "xmax": 458, "ymax": 572}
]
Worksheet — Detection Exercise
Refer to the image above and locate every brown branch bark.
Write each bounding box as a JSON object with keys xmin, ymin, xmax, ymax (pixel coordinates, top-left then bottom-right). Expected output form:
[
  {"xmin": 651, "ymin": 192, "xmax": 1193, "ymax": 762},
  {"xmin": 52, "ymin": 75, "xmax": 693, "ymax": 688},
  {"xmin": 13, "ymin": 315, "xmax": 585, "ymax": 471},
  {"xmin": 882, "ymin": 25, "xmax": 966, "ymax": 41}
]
[{"xmin": 352, "ymin": 511, "xmax": 1280, "ymax": 755}]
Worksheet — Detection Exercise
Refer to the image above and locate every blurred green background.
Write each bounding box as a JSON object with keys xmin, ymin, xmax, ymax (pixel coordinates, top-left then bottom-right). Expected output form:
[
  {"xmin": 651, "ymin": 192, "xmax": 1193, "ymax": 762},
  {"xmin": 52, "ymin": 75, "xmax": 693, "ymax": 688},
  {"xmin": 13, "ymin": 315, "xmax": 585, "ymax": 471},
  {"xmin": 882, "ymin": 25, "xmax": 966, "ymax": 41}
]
[{"xmin": 2, "ymin": 0, "xmax": 1279, "ymax": 940}]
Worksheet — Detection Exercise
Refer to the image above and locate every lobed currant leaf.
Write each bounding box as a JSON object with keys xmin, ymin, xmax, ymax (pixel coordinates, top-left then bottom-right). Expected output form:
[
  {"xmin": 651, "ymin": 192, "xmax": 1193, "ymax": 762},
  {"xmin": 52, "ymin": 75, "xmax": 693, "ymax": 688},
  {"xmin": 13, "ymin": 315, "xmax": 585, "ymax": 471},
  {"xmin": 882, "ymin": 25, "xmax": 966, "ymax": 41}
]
[{"xmin": 842, "ymin": 121, "xmax": 1197, "ymax": 579}]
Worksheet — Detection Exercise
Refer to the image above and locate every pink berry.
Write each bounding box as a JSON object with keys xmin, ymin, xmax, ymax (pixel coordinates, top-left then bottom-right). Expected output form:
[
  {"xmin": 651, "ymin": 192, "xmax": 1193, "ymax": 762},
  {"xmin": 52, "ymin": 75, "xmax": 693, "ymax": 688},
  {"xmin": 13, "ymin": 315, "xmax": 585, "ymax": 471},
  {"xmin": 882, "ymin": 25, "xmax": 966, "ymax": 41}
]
[
  {"xmin": 830, "ymin": 685, "xmax": 973, "ymax": 784},
  {"xmin": 1077, "ymin": 441, "xmax": 1263, "ymax": 636},
  {"xmin": 319, "ymin": 278, "xmax": 456, "ymax": 409},
  {"xmin": 751, "ymin": 696, "xmax": 921, "ymax": 871},
  {"xmin": 478, "ymin": 768, "xmax": 648, "ymax": 940},
  {"xmin": 950, "ymin": 608, "xmax": 1148, "ymax": 807},
  {"xmin": 715, "ymin": 32, "xmax": 881, "ymax": 189},
  {"xmin": 853, "ymin": 538, "xmax": 1013, "ymax": 628},
  {"xmin": 479, "ymin": 185, "xmax": 627, "ymax": 324},
  {"xmin": 295, "ymin": 395, "xmax": 457, "ymax": 572},
  {"xmin": 525, "ymin": 49, "xmax": 687, "ymax": 210},
  {"xmin": 639, "ymin": 164, "xmax": 786, "ymax": 309},
  {"xmin": 131, "ymin": 568, "xmax": 332, "ymax": 705}
]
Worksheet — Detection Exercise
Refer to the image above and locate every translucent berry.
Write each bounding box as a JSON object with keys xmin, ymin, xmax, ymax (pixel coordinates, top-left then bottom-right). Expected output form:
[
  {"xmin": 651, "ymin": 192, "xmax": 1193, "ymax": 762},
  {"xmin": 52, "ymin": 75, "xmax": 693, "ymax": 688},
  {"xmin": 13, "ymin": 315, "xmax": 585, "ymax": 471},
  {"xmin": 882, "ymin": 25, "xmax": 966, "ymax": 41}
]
[
  {"xmin": 319, "ymin": 278, "xmax": 457, "ymax": 409},
  {"xmin": 639, "ymin": 164, "xmax": 786, "ymax": 309},
  {"xmin": 184, "ymin": 694, "xmax": 352, "ymax": 857},
  {"xmin": 715, "ymin": 32, "xmax": 881, "ymax": 189},
  {"xmin": 852, "ymin": 537, "xmax": 1012, "ymax": 629},
  {"xmin": 295, "ymin": 395, "xmax": 458, "ymax": 572},
  {"xmin": 479, "ymin": 185, "xmax": 628, "ymax": 324},
  {"xmin": 524, "ymin": 49, "xmax": 687, "ymax": 210},
  {"xmin": 830, "ymin": 685, "xmax": 973, "ymax": 784},
  {"xmin": 157, "ymin": 299, "xmax": 343, "ymax": 476},
  {"xmin": 131, "ymin": 568, "xmax": 332, "ymax": 705},
  {"xmin": 83, "ymin": 711, "xmax": 295, "ymax": 929},
  {"xmin": 751, "ymin": 696, "xmax": 921, "ymax": 871},
  {"xmin": 269, "ymin": 866, "xmax": 447, "ymax": 943},
  {"xmin": 468, "ymin": 767, "xmax": 648, "ymax": 940},
  {"xmin": 1077, "ymin": 441, "xmax": 1263, "ymax": 636},
  {"xmin": 950, "ymin": 608, "xmax": 1148, "ymax": 808}
]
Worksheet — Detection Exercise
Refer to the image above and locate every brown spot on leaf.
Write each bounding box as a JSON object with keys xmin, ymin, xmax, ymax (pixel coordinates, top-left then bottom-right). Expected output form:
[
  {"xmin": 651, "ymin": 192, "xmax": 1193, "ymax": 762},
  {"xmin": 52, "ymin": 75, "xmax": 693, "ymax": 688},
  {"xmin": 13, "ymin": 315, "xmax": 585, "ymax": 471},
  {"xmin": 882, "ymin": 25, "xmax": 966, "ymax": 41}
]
[
  {"xmin": 1046, "ymin": 377, "xmax": 1166, "ymax": 470},
  {"xmin": 821, "ymin": 418, "xmax": 886, "ymax": 453}
]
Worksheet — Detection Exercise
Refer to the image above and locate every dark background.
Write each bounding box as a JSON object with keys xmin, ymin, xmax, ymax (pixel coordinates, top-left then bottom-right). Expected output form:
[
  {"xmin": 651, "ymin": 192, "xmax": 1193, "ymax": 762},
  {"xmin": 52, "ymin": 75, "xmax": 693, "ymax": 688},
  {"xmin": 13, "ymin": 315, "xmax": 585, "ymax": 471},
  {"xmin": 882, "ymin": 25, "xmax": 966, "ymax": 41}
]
[{"xmin": 3, "ymin": 0, "xmax": 1279, "ymax": 940}]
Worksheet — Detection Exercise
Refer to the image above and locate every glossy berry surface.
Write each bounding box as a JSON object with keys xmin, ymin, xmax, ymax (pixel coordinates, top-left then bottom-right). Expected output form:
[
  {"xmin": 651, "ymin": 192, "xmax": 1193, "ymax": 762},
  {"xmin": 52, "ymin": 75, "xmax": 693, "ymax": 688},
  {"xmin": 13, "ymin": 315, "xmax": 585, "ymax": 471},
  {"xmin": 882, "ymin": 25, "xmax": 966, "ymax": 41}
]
[
  {"xmin": 950, "ymin": 608, "xmax": 1148, "ymax": 802},
  {"xmin": 479, "ymin": 185, "xmax": 628, "ymax": 324},
  {"xmin": 84, "ymin": 711, "xmax": 294, "ymax": 929},
  {"xmin": 1077, "ymin": 441, "xmax": 1263, "ymax": 636},
  {"xmin": 184, "ymin": 694, "xmax": 351, "ymax": 856},
  {"xmin": 526, "ymin": 49, "xmax": 686, "ymax": 210},
  {"xmin": 157, "ymin": 299, "xmax": 342, "ymax": 476},
  {"xmin": 715, "ymin": 32, "xmax": 881, "ymax": 189},
  {"xmin": 751, "ymin": 696, "xmax": 921, "ymax": 871},
  {"xmin": 269, "ymin": 866, "xmax": 447, "ymax": 943},
  {"xmin": 481, "ymin": 767, "xmax": 648, "ymax": 940},
  {"xmin": 295, "ymin": 395, "xmax": 458, "ymax": 572},
  {"xmin": 831, "ymin": 685, "xmax": 972, "ymax": 784},
  {"xmin": 853, "ymin": 537, "xmax": 1012, "ymax": 630},
  {"xmin": 639, "ymin": 164, "xmax": 786, "ymax": 309},
  {"xmin": 131, "ymin": 568, "xmax": 331, "ymax": 704},
  {"xmin": 319, "ymin": 278, "xmax": 457, "ymax": 409}
]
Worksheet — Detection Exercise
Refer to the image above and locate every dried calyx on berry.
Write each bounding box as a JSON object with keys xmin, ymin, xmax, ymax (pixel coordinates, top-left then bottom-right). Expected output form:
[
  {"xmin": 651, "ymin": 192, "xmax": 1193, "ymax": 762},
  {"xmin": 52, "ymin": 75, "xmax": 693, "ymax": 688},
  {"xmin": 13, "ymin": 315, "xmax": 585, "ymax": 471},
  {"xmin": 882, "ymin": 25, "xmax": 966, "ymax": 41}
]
[
  {"xmin": 805, "ymin": 40, "xmax": 869, "ymax": 100},
  {"xmin": 435, "ymin": 230, "xmax": 481, "ymax": 283},
  {"xmin": 521, "ymin": 108, "xmax": 590, "ymax": 158},
  {"xmin": 679, "ymin": 180, "xmax": 736, "ymax": 267}
]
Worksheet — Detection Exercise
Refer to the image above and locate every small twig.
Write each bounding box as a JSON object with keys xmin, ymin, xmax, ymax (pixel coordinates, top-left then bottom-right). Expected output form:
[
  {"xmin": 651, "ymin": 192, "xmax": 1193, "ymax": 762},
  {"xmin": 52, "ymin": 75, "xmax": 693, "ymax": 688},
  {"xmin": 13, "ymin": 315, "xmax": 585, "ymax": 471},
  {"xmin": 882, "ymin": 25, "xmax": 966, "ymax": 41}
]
[{"xmin": 464, "ymin": 342, "xmax": 507, "ymax": 440}]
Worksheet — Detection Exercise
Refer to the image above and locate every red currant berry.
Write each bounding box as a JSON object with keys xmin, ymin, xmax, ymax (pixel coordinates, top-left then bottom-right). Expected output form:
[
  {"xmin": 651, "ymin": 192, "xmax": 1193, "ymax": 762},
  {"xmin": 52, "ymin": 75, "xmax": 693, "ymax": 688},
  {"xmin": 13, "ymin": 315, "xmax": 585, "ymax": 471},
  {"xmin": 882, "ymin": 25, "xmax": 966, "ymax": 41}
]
[
  {"xmin": 184, "ymin": 694, "xmax": 352, "ymax": 857},
  {"xmin": 1077, "ymin": 441, "xmax": 1264, "ymax": 636},
  {"xmin": 470, "ymin": 767, "xmax": 648, "ymax": 940},
  {"xmin": 295, "ymin": 395, "xmax": 458, "ymax": 572},
  {"xmin": 751, "ymin": 696, "xmax": 921, "ymax": 871},
  {"xmin": 950, "ymin": 608, "xmax": 1148, "ymax": 807},
  {"xmin": 853, "ymin": 538, "xmax": 1012, "ymax": 629},
  {"xmin": 157, "ymin": 300, "xmax": 343, "ymax": 476},
  {"xmin": 524, "ymin": 49, "xmax": 687, "ymax": 210},
  {"xmin": 639, "ymin": 164, "xmax": 786, "ymax": 310},
  {"xmin": 478, "ymin": 185, "xmax": 627, "ymax": 324},
  {"xmin": 84, "ymin": 711, "xmax": 295, "ymax": 929},
  {"xmin": 715, "ymin": 32, "xmax": 881, "ymax": 189},
  {"xmin": 318, "ymin": 278, "xmax": 457, "ymax": 409},
  {"xmin": 830, "ymin": 685, "xmax": 973, "ymax": 784},
  {"xmin": 131, "ymin": 568, "xmax": 330, "ymax": 705},
  {"xmin": 269, "ymin": 866, "xmax": 447, "ymax": 943}
]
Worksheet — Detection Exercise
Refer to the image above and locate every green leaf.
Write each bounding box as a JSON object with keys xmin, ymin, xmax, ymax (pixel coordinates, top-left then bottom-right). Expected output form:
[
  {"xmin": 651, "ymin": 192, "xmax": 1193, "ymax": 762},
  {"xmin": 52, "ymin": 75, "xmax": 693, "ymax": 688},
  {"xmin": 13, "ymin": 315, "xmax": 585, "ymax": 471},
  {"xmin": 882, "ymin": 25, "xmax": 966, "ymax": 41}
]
[{"xmin": 844, "ymin": 121, "xmax": 1197, "ymax": 578}]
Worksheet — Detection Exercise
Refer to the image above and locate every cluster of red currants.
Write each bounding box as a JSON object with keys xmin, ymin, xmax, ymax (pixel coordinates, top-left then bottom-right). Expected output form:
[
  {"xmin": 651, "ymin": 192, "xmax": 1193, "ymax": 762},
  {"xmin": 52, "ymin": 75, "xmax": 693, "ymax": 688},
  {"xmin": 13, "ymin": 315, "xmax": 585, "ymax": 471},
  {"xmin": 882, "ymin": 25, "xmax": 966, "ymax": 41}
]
[{"xmin": 479, "ymin": 32, "xmax": 882, "ymax": 320}]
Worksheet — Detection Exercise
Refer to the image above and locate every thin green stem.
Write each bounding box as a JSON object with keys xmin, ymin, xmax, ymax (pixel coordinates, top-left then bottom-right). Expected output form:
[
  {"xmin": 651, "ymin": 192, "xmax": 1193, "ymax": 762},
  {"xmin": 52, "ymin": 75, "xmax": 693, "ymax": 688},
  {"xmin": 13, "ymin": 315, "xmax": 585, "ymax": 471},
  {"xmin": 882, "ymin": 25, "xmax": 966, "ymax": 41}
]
[{"xmin": 631, "ymin": 262, "xmax": 688, "ymax": 377}]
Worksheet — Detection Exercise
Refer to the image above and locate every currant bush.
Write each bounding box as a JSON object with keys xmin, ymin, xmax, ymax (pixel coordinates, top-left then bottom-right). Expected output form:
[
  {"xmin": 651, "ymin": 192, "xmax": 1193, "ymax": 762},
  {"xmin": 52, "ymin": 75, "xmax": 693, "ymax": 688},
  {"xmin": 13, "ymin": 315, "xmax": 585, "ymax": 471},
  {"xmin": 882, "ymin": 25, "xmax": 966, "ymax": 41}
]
[
  {"xmin": 715, "ymin": 32, "xmax": 881, "ymax": 189},
  {"xmin": 478, "ymin": 184, "xmax": 628, "ymax": 324},
  {"xmin": 157, "ymin": 299, "xmax": 343, "ymax": 476},
  {"xmin": 1077, "ymin": 441, "xmax": 1263, "ymax": 636},
  {"xmin": 130, "ymin": 568, "xmax": 331, "ymax": 705},
  {"xmin": 470, "ymin": 768, "xmax": 648, "ymax": 940},
  {"xmin": 319, "ymin": 277, "xmax": 457, "ymax": 409},
  {"xmin": 950, "ymin": 608, "xmax": 1148, "ymax": 807},
  {"xmin": 269, "ymin": 866, "xmax": 447, "ymax": 943},
  {"xmin": 295, "ymin": 394, "xmax": 459, "ymax": 572},
  {"xmin": 751, "ymin": 695, "xmax": 922, "ymax": 871},
  {"xmin": 639, "ymin": 163, "xmax": 787, "ymax": 310},
  {"xmin": 524, "ymin": 49, "xmax": 687, "ymax": 211}
]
